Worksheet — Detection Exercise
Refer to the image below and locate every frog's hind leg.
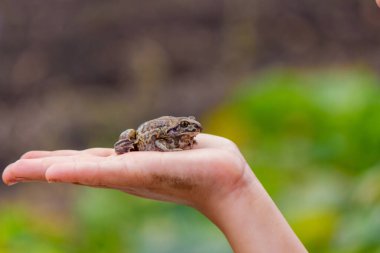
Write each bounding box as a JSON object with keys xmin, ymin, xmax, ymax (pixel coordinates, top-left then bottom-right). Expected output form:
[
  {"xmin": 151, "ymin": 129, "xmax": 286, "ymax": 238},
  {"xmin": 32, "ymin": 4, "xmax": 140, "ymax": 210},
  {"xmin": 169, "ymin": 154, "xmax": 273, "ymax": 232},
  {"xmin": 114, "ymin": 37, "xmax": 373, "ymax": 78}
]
[
  {"xmin": 114, "ymin": 139, "xmax": 136, "ymax": 154},
  {"xmin": 115, "ymin": 129, "xmax": 137, "ymax": 154}
]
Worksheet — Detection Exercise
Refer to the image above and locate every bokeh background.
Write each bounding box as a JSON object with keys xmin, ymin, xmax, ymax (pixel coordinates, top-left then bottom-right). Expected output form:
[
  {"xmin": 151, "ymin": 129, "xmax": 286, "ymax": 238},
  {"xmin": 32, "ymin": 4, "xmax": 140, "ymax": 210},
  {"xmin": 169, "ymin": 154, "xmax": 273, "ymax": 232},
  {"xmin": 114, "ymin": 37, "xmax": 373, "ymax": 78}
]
[{"xmin": 1, "ymin": 0, "xmax": 380, "ymax": 252}]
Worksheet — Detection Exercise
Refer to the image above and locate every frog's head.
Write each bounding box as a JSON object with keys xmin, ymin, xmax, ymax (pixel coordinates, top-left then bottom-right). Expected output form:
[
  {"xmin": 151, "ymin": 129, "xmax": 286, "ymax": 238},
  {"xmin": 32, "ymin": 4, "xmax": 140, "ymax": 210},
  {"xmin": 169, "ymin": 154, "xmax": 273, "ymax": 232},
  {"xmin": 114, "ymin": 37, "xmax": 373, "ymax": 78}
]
[{"xmin": 167, "ymin": 116, "xmax": 202, "ymax": 137}]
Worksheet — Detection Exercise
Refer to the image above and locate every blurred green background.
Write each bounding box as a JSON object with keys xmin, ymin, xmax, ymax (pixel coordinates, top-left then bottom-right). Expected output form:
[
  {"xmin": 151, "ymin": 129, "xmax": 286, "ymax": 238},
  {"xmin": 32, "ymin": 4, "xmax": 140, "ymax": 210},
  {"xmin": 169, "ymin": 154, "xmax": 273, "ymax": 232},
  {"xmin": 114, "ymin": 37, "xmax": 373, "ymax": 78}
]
[{"xmin": 1, "ymin": 1, "xmax": 380, "ymax": 252}]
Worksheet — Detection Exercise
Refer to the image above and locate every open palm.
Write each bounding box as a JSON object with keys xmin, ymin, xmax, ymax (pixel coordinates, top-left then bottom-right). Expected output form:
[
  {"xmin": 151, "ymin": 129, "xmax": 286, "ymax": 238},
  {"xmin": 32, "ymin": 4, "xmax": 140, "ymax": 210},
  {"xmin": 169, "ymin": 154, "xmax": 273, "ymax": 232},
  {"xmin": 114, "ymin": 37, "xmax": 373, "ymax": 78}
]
[{"xmin": 2, "ymin": 134, "xmax": 251, "ymax": 211}]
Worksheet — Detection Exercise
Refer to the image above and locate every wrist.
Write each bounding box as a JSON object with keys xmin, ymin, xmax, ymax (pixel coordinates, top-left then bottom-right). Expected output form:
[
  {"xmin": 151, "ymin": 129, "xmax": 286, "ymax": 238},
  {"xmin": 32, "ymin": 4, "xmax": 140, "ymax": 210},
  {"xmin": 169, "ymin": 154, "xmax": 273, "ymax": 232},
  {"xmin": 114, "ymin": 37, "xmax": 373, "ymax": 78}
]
[
  {"xmin": 197, "ymin": 162, "xmax": 260, "ymax": 221},
  {"xmin": 198, "ymin": 164, "xmax": 307, "ymax": 253}
]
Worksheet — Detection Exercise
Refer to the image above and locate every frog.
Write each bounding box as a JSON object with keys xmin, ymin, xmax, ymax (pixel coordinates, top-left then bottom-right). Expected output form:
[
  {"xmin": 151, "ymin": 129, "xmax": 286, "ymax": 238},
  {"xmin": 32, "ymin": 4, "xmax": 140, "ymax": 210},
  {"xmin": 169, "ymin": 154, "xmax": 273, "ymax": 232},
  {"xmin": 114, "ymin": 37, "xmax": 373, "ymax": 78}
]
[{"xmin": 114, "ymin": 116, "xmax": 202, "ymax": 154}]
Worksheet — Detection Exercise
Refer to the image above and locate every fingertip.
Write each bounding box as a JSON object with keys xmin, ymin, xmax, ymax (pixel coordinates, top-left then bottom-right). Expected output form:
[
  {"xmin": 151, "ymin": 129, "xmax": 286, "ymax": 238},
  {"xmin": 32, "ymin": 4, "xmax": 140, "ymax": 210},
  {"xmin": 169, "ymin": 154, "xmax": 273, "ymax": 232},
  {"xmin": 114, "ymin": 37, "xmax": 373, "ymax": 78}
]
[
  {"xmin": 2, "ymin": 160, "xmax": 33, "ymax": 185},
  {"xmin": 2, "ymin": 168, "xmax": 9, "ymax": 185},
  {"xmin": 20, "ymin": 151, "xmax": 49, "ymax": 159},
  {"xmin": 2, "ymin": 163, "xmax": 16, "ymax": 185}
]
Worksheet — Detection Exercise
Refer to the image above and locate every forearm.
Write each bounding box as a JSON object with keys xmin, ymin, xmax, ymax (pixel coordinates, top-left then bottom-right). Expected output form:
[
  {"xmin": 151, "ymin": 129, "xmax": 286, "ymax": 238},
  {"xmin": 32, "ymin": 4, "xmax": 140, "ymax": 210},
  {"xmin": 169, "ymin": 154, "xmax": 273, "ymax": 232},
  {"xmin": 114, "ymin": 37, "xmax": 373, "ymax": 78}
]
[{"xmin": 201, "ymin": 167, "xmax": 307, "ymax": 253}]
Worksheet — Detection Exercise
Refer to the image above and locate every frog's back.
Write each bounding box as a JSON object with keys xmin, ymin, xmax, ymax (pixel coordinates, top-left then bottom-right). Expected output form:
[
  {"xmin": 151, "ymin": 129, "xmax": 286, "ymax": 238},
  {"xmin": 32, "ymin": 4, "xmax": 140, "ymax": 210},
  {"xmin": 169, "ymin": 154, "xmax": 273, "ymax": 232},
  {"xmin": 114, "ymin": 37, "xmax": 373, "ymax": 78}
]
[
  {"xmin": 135, "ymin": 116, "xmax": 174, "ymax": 151},
  {"xmin": 137, "ymin": 116, "xmax": 174, "ymax": 133}
]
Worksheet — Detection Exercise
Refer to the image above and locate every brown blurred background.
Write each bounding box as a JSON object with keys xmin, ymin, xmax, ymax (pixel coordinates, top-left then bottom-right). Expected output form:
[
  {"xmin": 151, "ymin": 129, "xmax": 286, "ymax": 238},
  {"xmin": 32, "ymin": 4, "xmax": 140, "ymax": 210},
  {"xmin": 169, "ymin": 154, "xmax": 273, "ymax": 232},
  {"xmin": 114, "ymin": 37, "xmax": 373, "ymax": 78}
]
[
  {"xmin": 1, "ymin": 0, "xmax": 379, "ymax": 169},
  {"xmin": 0, "ymin": 1, "xmax": 380, "ymax": 252}
]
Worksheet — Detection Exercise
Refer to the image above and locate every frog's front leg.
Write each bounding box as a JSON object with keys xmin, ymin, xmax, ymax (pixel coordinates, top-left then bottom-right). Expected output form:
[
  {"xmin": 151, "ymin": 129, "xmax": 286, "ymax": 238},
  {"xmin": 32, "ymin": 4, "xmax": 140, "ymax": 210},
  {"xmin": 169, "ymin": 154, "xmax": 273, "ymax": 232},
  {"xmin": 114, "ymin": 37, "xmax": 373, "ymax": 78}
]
[
  {"xmin": 154, "ymin": 139, "xmax": 183, "ymax": 152},
  {"xmin": 114, "ymin": 129, "xmax": 137, "ymax": 154}
]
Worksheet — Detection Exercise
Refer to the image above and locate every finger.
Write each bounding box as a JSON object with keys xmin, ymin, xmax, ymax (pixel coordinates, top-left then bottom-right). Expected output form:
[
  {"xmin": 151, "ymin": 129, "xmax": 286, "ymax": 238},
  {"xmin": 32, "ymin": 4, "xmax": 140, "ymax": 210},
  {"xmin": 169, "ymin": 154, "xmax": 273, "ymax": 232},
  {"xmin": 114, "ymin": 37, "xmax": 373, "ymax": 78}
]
[
  {"xmin": 195, "ymin": 134, "xmax": 241, "ymax": 154},
  {"xmin": 21, "ymin": 148, "xmax": 115, "ymax": 159},
  {"xmin": 377, "ymin": 0, "xmax": 380, "ymax": 7},
  {"xmin": 44, "ymin": 148, "xmax": 240, "ymax": 189},
  {"xmin": 45, "ymin": 152, "xmax": 166, "ymax": 187},
  {"xmin": 45, "ymin": 159, "xmax": 129, "ymax": 187},
  {"xmin": 2, "ymin": 155, "xmax": 102, "ymax": 185},
  {"xmin": 195, "ymin": 133, "xmax": 236, "ymax": 149},
  {"xmin": 44, "ymin": 150, "xmax": 203, "ymax": 187}
]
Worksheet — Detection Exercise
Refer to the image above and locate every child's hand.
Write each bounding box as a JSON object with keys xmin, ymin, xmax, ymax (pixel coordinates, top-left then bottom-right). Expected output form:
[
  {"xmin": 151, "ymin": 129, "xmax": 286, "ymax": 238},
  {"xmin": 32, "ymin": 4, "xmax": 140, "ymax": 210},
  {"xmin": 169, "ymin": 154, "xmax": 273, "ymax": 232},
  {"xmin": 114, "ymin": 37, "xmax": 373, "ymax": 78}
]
[
  {"xmin": 2, "ymin": 134, "xmax": 249, "ymax": 211},
  {"xmin": 2, "ymin": 133, "xmax": 306, "ymax": 253}
]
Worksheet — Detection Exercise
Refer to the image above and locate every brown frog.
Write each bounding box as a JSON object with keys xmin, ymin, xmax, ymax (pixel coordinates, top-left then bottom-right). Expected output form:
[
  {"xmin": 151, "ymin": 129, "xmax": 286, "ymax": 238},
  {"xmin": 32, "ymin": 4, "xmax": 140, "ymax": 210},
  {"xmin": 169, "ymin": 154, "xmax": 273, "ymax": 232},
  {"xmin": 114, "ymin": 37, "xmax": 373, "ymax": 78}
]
[{"xmin": 114, "ymin": 116, "xmax": 202, "ymax": 154}]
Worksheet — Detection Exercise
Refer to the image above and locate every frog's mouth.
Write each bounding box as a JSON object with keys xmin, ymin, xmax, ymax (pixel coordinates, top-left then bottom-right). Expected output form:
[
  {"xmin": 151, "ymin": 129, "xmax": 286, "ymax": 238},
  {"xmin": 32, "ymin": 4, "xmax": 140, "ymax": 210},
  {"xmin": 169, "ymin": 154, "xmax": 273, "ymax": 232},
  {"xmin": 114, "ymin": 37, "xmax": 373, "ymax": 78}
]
[
  {"xmin": 182, "ymin": 124, "xmax": 202, "ymax": 136},
  {"xmin": 183, "ymin": 130, "xmax": 201, "ymax": 136}
]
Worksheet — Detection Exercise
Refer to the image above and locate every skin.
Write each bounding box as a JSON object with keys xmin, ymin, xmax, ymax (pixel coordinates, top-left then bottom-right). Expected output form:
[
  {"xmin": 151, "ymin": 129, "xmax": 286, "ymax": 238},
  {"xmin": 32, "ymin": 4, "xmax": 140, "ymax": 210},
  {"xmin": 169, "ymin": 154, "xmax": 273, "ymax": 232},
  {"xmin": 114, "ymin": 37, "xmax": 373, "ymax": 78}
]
[
  {"xmin": 377, "ymin": 0, "xmax": 380, "ymax": 7},
  {"xmin": 2, "ymin": 133, "xmax": 307, "ymax": 253}
]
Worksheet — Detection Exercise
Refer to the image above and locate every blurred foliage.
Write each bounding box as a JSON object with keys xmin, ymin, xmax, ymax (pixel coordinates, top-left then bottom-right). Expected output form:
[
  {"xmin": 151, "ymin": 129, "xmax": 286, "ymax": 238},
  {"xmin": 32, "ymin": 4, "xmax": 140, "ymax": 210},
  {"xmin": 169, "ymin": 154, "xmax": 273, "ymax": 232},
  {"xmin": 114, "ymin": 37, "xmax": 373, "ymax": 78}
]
[
  {"xmin": 1, "ymin": 67, "xmax": 380, "ymax": 252},
  {"xmin": 71, "ymin": 189, "xmax": 230, "ymax": 253},
  {"xmin": 204, "ymin": 68, "xmax": 380, "ymax": 252},
  {"xmin": 0, "ymin": 189, "xmax": 231, "ymax": 253},
  {"xmin": 0, "ymin": 205, "xmax": 69, "ymax": 253}
]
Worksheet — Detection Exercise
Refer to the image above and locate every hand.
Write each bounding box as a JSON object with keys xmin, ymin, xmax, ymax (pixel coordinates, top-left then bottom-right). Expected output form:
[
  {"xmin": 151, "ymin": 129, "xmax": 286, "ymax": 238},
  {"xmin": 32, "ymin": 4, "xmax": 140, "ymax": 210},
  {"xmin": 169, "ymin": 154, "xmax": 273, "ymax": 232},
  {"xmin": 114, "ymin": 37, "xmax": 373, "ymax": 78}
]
[
  {"xmin": 2, "ymin": 133, "xmax": 251, "ymax": 211},
  {"xmin": 2, "ymin": 133, "xmax": 306, "ymax": 253}
]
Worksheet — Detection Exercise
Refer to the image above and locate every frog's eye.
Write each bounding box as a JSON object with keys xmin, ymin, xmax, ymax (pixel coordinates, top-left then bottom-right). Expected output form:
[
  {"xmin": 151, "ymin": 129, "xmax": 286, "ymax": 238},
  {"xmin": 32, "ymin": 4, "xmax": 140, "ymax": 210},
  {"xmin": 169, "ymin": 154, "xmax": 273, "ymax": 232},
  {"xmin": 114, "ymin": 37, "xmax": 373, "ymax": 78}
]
[{"xmin": 180, "ymin": 121, "xmax": 189, "ymax": 128}]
